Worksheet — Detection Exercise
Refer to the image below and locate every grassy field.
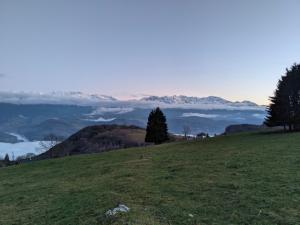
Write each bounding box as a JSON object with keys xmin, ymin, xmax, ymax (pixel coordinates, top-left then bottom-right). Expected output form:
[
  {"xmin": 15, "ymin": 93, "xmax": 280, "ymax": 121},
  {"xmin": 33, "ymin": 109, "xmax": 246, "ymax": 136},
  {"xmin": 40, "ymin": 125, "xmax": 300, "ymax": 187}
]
[{"xmin": 1, "ymin": 132, "xmax": 300, "ymax": 225}]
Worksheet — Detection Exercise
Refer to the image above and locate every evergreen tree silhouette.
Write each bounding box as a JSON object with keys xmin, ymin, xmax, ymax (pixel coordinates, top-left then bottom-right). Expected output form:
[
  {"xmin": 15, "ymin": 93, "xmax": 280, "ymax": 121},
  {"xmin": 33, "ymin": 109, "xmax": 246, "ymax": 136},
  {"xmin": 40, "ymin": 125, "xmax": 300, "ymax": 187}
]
[
  {"xmin": 145, "ymin": 107, "xmax": 169, "ymax": 144},
  {"xmin": 266, "ymin": 63, "xmax": 300, "ymax": 131}
]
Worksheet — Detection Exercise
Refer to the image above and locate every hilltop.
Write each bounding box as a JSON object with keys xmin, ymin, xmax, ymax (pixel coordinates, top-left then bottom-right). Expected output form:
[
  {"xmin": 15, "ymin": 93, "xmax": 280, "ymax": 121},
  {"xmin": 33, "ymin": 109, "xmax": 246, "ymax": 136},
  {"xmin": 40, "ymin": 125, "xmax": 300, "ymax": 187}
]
[
  {"xmin": 36, "ymin": 125, "xmax": 147, "ymax": 160},
  {"xmin": 1, "ymin": 131, "xmax": 299, "ymax": 224}
]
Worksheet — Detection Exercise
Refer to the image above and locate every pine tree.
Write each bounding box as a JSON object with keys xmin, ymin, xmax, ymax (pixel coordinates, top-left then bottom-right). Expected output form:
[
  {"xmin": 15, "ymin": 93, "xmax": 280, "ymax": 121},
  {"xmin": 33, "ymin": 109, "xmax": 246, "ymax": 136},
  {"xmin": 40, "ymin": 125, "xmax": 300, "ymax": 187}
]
[
  {"xmin": 145, "ymin": 107, "xmax": 169, "ymax": 144},
  {"xmin": 265, "ymin": 63, "xmax": 300, "ymax": 131}
]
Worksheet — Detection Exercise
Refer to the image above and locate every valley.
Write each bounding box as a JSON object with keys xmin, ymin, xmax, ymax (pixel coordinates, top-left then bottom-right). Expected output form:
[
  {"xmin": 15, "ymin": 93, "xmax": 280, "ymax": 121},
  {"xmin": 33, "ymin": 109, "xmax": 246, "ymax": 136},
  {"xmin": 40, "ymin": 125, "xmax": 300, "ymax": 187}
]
[
  {"xmin": 0, "ymin": 93, "xmax": 266, "ymax": 140},
  {"xmin": 0, "ymin": 94, "xmax": 266, "ymax": 158}
]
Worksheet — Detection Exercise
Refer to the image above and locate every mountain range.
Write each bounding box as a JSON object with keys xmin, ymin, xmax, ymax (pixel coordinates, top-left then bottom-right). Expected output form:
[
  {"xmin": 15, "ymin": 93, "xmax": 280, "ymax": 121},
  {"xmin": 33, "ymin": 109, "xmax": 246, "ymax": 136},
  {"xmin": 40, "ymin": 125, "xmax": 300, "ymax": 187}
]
[
  {"xmin": 140, "ymin": 95, "xmax": 260, "ymax": 109},
  {"xmin": 0, "ymin": 91, "xmax": 263, "ymax": 110},
  {"xmin": 0, "ymin": 92, "xmax": 267, "ymax": 149}
]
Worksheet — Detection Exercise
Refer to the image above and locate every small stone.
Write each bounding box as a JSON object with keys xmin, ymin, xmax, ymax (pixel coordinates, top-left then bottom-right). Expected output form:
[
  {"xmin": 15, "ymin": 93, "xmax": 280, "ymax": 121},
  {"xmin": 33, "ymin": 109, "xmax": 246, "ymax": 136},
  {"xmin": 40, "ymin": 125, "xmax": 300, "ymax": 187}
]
[{"xmin": 105, "ymin": 204, "xmax": 130, "ymax": 216}]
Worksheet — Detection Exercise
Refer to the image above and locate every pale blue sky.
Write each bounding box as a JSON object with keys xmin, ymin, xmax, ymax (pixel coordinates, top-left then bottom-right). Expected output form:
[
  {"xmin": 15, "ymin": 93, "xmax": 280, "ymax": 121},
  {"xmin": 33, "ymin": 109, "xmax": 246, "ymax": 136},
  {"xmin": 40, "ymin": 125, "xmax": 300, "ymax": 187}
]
[{"xmin": 1, "ymin": 0, "xmax": 300, "ymax": 104}]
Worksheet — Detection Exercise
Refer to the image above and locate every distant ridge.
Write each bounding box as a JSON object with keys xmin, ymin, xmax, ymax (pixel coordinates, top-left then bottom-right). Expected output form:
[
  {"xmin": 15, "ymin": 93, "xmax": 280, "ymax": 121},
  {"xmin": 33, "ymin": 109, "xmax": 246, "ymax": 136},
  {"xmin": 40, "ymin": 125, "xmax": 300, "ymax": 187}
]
[
  {"xmin": 35, "ymin": 125, "xmax": 147, "ymax": 160},
  {"xmin": 141, "ymin": 95, "xmax": 258, "ymax": 107},
  {"xmin": 0, "ymin": 91, "xmax": 116, "ymax": 105},
  {"xmin": 139, "ymin": 95, "xmax": 264, "ymax": 110},
  {"xmin": 0, "ymin": 91, "xmax": 264, "ymax": 110}
]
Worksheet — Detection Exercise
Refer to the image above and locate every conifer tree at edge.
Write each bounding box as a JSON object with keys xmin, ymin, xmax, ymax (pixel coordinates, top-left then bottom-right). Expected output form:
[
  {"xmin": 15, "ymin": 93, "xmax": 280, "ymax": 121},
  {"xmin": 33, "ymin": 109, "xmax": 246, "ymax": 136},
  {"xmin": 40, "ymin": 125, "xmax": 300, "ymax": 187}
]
[{"xmin": 145, "ymin": 107, "xmax": 169, "ymax": 144}]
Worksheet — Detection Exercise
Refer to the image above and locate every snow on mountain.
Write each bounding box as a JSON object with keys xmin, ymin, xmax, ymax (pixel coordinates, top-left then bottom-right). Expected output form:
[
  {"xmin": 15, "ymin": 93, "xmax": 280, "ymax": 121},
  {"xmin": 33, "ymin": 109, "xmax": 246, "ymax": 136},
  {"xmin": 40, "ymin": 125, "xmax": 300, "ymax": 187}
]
[
  {"xmin": 0, "ymin": 92, "xmax": 264, "ymax": 110},
  {"xmin": 141, "ymin": 95, "xmax": 252, "ymax": 105},
  {"xmin": 140, "ymin": 95, "xmax": 264, "ymax": 110},
  {"xmin": 0, "ymin": 91, "xmax": 117, "ymax": 105}
]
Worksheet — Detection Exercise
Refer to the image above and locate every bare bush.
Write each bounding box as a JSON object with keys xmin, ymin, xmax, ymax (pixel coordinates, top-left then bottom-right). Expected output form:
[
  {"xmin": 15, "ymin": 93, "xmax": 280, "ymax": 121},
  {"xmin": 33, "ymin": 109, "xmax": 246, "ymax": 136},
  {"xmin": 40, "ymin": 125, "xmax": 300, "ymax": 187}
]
[
  {"xmin": 39, "ymin": 134, "xmax": 63, "ymax": 152},
  {"xmin": 183, "ymin": 125, "xmax": 191, "ymax": 139}
]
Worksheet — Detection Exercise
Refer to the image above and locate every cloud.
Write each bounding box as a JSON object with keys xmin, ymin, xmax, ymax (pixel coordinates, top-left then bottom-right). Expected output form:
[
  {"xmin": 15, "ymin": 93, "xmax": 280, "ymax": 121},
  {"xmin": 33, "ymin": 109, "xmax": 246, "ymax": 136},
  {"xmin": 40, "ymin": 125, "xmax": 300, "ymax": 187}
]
[
  {"xmin": 182, "ymin": 113, "xmax": 219, "ymax": 118},
  {"xmin": 252, "ymin": 113, "xmax": 265, "ymax": 119},
  {"xmin": 128, "ymin": 93, "xmax": 151, "ymax": 100},
  {"xmin": 87, "ymin": 107, "xmax": 134, "ymax": 116},
  {"xmin": 84, "ymin": 117, "xmax": 116, "ymax": 122}
]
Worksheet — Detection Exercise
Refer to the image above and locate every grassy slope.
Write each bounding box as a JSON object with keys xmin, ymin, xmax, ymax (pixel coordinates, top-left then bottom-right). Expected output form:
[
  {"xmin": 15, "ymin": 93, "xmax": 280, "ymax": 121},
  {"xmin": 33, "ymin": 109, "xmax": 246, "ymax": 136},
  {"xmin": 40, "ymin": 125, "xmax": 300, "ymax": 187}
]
[{"xmin": 1, "ymin": 132, "xmax": 300, "ymax": 225}]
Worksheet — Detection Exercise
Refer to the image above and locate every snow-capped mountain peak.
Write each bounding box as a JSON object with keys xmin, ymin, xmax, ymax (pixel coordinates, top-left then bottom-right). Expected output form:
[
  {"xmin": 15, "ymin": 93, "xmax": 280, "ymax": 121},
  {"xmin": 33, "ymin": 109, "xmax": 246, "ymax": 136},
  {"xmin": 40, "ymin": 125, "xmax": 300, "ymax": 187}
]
[
  {"xmin": 141, "ymin": 95, "xmax": 257, "ymax": 106},
  {"xmin": 0, "ymin": 92, "xmax": 264, "ymax": 110}
]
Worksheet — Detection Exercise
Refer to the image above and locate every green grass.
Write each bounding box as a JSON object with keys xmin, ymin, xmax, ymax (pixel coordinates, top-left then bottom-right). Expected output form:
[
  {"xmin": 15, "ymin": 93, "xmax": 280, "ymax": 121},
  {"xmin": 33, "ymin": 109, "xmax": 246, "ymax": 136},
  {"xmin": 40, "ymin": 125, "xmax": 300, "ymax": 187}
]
[{"xmin": 1, "ymin": 132, "xmax": 300, "ymax": 225}]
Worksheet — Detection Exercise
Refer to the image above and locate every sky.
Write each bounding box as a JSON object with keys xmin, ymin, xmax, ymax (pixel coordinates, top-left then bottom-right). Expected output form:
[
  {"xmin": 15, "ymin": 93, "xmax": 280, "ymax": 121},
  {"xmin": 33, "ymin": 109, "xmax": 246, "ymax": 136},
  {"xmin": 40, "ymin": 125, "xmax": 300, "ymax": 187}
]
[{"xmin": 1, "ymin": 0, "xmax": 300, "ymax": 104}]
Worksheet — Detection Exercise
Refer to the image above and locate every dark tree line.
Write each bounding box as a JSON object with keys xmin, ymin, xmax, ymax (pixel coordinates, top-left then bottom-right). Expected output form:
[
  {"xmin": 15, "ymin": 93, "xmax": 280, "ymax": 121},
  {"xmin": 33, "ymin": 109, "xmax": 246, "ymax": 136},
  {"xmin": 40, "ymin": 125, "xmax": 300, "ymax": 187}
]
[
  {"xmin": 145, "ymin": 107, "xmax": 169, "ymax": 144},
  {"xmin": 265, "ymin": 63, "xmax": 300, "ymax": 131}
]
